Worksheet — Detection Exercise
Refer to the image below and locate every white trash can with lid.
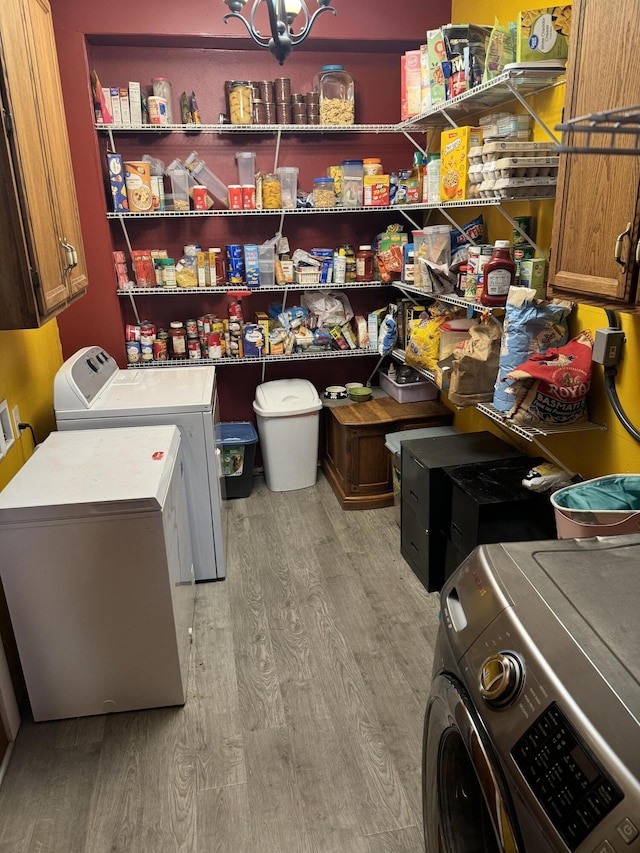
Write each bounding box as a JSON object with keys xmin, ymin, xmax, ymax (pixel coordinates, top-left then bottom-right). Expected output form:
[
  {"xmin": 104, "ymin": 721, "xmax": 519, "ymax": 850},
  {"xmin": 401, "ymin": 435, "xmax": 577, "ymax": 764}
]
[{"xmin": 253, "ymin": 379, "xmax": 322, "ymax": 492}]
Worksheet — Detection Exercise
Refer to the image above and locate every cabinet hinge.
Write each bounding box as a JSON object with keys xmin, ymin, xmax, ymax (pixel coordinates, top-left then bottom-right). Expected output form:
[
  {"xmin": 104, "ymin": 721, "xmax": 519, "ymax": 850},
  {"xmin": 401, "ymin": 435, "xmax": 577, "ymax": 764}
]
[
  {"xmin": 31, "ymin": 269, "xmax": 41, "ymax": 291},
  {"xmin": 2, "ymin": 108, "xmax": 12, "ymax": 134}
]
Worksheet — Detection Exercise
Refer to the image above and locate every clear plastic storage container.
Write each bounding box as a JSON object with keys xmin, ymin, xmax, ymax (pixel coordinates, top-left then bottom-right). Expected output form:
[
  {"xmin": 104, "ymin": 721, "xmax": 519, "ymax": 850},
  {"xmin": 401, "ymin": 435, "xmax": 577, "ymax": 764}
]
[
  {"xmin": 235, "ymin": 151, "xmax": 256, "ymax": 187},
  {"xmin": 314, "ymin": 64, "xmax": 354, "ymax": 126},
  {"xmin": 341, "ymin": 159, "xmax": 363, "ymax": 207},
  {"xmin": 276, "ymin": 166, "xmax": 299, "ymax": 209}
]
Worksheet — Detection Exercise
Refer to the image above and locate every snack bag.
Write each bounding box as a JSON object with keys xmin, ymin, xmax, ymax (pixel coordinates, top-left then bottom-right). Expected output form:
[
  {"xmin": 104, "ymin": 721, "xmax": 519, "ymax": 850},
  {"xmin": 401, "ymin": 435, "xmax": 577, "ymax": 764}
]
[
  {"xmin": 405, "ymin": 302, "xmax": 450, "ymax": 371},
  {"xmin": 483, "ymin": 18, "xmax": 516, "ymax": 82},
  {"xmin": 504, "ymin": 331, "xmax": 593, "ymax": 427},
  {"xmin": 493, "ymin": 287, "xmax": 572, "ymax": 412}
]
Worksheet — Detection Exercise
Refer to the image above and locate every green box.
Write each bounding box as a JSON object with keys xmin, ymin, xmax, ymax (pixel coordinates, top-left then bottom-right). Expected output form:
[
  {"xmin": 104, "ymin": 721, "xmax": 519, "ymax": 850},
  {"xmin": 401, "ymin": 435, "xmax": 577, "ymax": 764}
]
[{"xmin": 516, "ymin": 5, "xmax": 572, "ymax": 62}]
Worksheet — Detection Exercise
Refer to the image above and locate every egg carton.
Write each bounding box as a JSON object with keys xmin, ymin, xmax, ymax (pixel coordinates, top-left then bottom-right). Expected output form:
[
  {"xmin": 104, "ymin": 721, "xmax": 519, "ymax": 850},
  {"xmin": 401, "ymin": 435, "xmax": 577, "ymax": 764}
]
[
  {"xmin": 480, "ymin": 176, "xmax": 557, "ymax": 199},
  {"xmin": 468, "ymin": 163, "xmax": 485, "ymax": 184},
  {"xmin": 482, "ymin": 140, "xmax": 559, "ymax": 163},
  {"xmin": 493, "ymin": 156, "xmax": 560, "ymax": 179},
  {"xmin": 468, "ymin": 145, "xmax": 484, "ymax": 166}
]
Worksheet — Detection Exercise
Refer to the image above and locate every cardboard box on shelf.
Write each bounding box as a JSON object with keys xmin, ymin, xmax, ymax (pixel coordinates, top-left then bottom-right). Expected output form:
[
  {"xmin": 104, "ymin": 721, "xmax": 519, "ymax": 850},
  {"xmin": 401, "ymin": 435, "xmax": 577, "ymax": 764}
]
[
  {"xmin": 439, "ymin": 125, "xmax": 483, "ymax": 201},
  {"xmin": 427, "ymin": 28, "xmax": 447, "ymax": 107},
  {"xmin": 516, "ymin": 5, "xmax": 572, "ymax": 62},
  {"xmin": 364, "ymin": 174, "xmax": 390, "ymax": 206},
  {"xmin": 404, "ymin": 50, "xmax": 422, "ymax": 119}
]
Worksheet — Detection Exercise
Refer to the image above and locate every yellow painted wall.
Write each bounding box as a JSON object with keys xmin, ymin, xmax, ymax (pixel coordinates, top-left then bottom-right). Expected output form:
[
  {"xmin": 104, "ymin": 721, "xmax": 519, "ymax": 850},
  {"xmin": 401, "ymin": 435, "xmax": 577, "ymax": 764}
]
[
  {"xmin": 0, "ymin": 324, "xmax": 63, "ymax": 490},
  {"xmin": 450, "ymin": 0, "xmax": 640, "ymax": 478}
]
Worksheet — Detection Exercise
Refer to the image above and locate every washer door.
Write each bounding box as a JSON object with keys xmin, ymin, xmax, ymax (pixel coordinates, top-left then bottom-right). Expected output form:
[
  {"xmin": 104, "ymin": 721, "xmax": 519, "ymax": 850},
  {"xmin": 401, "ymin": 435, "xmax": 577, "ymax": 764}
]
[{"xmin": 423, "ymin": 673, "xmax": 522, "ymax": 853}]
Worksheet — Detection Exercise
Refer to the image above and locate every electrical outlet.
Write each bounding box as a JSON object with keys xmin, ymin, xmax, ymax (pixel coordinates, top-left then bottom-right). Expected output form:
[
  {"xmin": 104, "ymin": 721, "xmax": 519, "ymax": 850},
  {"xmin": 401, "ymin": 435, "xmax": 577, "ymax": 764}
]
[
  {"xmin": 593, "ymin": 328, "xmax": 625, "ymax": 366},
  {"xmin": 11, "ymin": 405, "xmax": 20, "ymax": 438}
]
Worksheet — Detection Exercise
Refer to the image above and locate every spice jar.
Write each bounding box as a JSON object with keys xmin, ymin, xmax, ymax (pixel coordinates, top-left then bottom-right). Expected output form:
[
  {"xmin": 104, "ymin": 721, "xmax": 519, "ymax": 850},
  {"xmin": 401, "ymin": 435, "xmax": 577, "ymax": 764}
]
[
  {"xmin": 262, "ymin": 173, "xmax": 282, "ymax": 209},
  {"xmin": 169, "ymin": 321, "xmax": 187, "ymax": 359},
  {"xmin": 229, "ymin": 81, "xmax": 253, "ymax": 125},
  {"xmin": 313, "ymin": 177, "xmax": 336, "ymax": 208},
  {"xmin": 356, "ymin": 245, "xmax": 375, "ymax": 282}
]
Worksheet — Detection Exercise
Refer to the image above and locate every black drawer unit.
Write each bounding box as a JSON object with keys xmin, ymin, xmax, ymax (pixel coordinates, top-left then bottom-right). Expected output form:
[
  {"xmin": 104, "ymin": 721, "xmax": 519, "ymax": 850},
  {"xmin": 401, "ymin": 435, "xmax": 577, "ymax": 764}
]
[
  {"xmin": 400, "ymin": 431, "xmax": 523, "ymax": 592},
  {"xmin": 444, "ymin": 456, "xmax": 557, "ymax": 563}
]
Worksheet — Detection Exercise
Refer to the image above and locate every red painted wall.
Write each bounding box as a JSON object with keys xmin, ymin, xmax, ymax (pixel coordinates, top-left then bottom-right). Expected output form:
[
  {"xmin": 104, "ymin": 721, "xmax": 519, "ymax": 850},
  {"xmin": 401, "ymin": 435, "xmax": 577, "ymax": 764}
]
[{"xmin": 50, "ymin": 0, "xmax": 451, "ymax": 422}]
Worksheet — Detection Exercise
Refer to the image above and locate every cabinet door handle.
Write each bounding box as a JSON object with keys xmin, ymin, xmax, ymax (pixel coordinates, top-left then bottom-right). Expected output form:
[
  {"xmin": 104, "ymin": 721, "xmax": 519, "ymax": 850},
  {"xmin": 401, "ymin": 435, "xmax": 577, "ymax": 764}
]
[
  {"xmin": 614, "ymin": 222, "xmax": 632, "ymax": 273},
  {"xmin": 636, "ymin": 239, "xmax": 640, "ymax": 265},
  {"xmin": 60, "ymin": 238, "xmax": 78, "ymax": 272}
]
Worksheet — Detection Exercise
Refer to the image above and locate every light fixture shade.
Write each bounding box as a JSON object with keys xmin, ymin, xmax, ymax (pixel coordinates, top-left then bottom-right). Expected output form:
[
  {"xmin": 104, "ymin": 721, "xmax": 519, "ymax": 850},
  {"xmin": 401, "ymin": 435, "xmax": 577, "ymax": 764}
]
[{"xmin": 222, "ymin": 0, "xmax": 337, "ymax": 65}]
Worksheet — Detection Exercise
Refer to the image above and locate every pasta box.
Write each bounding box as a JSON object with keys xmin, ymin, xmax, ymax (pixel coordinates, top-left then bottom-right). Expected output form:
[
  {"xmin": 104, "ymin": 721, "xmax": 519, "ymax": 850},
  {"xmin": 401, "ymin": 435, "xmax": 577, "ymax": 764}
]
[{"xmin": 107, "ymin": 153, "xmax": 128, "ymax": 212}]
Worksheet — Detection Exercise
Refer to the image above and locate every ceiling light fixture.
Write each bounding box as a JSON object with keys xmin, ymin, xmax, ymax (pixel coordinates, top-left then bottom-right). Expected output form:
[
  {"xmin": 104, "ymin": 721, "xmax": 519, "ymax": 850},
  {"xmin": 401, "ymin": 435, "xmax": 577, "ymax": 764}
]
[{"xmin": 222, "ymin": 0, "xmax": 337, "ymax": 65}]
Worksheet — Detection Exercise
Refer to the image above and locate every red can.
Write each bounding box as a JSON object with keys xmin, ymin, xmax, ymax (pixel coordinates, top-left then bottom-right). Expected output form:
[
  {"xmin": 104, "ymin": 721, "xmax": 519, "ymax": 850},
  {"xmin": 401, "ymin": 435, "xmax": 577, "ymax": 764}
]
[
  {"xmin": 125, "ymin": 323, "xmax": 141, "ymax": 342},
  {"xmin": 228, "ymin": 301, "xmax": 244, "ymax": 321},
  {"xmin": 188, "ymin": 339, "xmax": 202, "ymax": 359},
  {"xmin": 192, "ymin": 185, "xmax": 208, "ymax": 210},
  {"xmin": 140, "ymin": 321, "xmax": 156, "ymax": 344},
  {"xmin": 228, "ymin": 184, "xmax": 243, "ymax": 210},
  {"xmin": 153, "ymin": 339, "xmax": 168, "ymax": 360},
  {"xmin": 242, "ymin": 184, "xmax": 256, "ymax": 210}
]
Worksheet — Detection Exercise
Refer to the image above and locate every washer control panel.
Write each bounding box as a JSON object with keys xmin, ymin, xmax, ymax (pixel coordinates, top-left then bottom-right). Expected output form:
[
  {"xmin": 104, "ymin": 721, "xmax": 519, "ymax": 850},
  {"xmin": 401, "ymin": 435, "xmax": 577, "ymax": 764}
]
[{"xmin": 511, "ymin": 702, "xmax": 623, "ymax": 851}]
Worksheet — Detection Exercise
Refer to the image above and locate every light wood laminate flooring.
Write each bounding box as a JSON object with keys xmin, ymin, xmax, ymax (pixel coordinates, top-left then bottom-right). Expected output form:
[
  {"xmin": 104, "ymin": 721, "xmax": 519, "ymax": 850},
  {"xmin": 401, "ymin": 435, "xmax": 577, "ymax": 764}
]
[{"xmin": 0, "ymin": 473, "xmax": 440, "ymax": 852}]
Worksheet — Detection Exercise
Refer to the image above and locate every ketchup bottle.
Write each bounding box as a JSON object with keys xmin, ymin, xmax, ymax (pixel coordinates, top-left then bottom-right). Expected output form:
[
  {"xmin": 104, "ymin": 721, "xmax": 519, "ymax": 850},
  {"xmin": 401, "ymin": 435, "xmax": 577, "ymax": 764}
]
[{"xmin": 480, "ymin": 240, "xmax": 516, "ymax": 307}]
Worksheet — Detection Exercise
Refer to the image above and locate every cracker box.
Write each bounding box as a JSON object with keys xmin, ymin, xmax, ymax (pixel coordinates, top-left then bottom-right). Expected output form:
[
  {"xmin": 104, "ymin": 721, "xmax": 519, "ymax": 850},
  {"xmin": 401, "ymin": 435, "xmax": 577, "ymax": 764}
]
[
  {"xmin": 404, "ymin": 50, "xmax": 422, "ymax": 119},
  {"xmin": 439, "ymin": 125, "xmax": 483, "ymax": 201},
  {"xmin": 107, "ymin": 153, "xmax": 128, "ymax": 212},
  {"xmin": 516, "ymin": 5, "xmax": 572, "ymax": 62},
  {"xmin": 420, "ymin": 44, "xmax": 432, "ymax": 112},
  {"xmin": 427, "ymin": 29, "xmax": 447, "ymax": 107},
  {"xmin": 128, "ymin": 81, "xmax": 143, "ymax": 125},
  {"xmin": 364, "ymin": 174, "xmax": 390, "ymax": 207}
]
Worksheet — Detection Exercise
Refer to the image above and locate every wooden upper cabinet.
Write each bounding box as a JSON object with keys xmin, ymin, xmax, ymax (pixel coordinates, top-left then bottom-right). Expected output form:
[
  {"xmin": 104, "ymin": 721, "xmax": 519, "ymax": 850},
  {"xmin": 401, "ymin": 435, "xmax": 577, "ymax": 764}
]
[
  {"xmin": 0, "ymin": 0, "xmax": 87, "ymax": 329},
  {"xmin": 549, "ymin": 0, "xmax": 640, "ymax": 304}
]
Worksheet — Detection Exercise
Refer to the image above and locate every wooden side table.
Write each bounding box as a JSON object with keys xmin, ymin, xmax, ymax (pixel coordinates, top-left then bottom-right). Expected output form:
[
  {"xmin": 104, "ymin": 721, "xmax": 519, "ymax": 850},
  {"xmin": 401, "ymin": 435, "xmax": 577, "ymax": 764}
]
[{"xmin": 322, "ymin": 394, "xmax": 452, "ymax": 510}]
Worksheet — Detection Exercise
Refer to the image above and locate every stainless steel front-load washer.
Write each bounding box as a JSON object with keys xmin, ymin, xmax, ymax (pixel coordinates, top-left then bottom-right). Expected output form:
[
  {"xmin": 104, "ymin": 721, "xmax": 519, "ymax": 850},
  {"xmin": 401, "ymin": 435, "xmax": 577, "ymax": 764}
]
[{"xmin": 423, "ymin": 534, "xmax": 640, "ymax": 853}]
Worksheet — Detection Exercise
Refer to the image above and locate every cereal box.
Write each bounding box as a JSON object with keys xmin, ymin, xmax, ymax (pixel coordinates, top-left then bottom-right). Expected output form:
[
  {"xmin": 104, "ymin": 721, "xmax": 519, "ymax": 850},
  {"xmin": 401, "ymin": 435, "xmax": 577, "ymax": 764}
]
[
  {"xmin": 427, "ymin": 29, "xmax": 447, "ymax": 107},
  {"xmin": 516, "ymin": 5, "xmax": 572, "ymax": 62},
  {"xmin": 364, "ymin": 174, "xmax": 390, "ymax": 207},
  {"xmin": 439, "ymin": 126, "xmax": 483, "ymax": 202}
]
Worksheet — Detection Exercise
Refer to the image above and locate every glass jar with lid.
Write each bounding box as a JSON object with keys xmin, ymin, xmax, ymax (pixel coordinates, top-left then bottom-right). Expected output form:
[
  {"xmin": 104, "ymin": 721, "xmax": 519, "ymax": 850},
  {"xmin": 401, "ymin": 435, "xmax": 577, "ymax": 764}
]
[
  {"xmin": 314, "ymin": 65, "xmax": 354, "ymax": 126},
  {"xmin": 169, "ymin": 321, "xmax": 187, "ymax": 359},
  {"xmin": 313, "ymin": 177, "xmax": 336, "ymax": 208},
  {"xmin": 229, "ymin": 81, "xmax": 253, "ymax": 125}
]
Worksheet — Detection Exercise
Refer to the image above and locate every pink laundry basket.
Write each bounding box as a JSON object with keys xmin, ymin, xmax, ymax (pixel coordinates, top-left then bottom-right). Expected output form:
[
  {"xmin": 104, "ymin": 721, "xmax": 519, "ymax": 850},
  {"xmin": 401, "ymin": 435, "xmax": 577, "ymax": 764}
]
[{"xmin": 551, "ymin": 474, "xmax": 640, "ymax": 539}]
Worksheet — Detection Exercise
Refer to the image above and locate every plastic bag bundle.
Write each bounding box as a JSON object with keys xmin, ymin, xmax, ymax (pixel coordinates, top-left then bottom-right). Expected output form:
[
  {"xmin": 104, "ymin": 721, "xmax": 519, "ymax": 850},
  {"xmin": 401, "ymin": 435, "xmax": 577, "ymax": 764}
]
[{"xmin": 493, "ymin": 288, "xmax": 572, "ymax": 412}]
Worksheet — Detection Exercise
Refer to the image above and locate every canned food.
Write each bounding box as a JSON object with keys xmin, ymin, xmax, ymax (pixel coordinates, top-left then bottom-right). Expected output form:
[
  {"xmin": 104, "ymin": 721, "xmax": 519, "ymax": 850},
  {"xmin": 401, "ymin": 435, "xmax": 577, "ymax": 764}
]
[
  {"xmin": 188, "ymin": 339, "xmax": 202, "ymax": 359},
  {"xmin": 153, "ymin": 339, "xmax": 168, "ymax": 360},
  {"xmin": 192, "ymin": 185, "xmax": 208, "ymax": 210},
  {"xmin": 208, "ymin": 333, "xmax": 222, "ymax": 359},
  {"xmin": 186, "ymin": 318, "xmax": 199, "ymax": 337},
  {"xmin": 228, "ymin": 185, "xmax": 243, "ymax": 210},
  {"xmin": 126, "ymin": 340, "xmax": 141, "ymax": 363},
  {"xmin": 141, "ymin": 341, "xmax": 154, "ymax": 361},
  {"xmin": 140, "ymin": 321, "xmax": 156, "ymax": 344},
  {"xmin": 125, "ymin": 323, "xmax": 141, "ymax": 342}
]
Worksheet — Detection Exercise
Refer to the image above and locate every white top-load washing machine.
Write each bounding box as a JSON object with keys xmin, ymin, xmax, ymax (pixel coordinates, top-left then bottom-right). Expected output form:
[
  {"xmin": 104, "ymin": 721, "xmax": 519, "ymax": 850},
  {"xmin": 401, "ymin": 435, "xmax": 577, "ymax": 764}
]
[
  {"xmin": 0, "ymin": 425, "xmax": 195, "ymax": 721},
  {"xmin": 54, "ymin": 346, "xmax": 226, "ymax": 582}
]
